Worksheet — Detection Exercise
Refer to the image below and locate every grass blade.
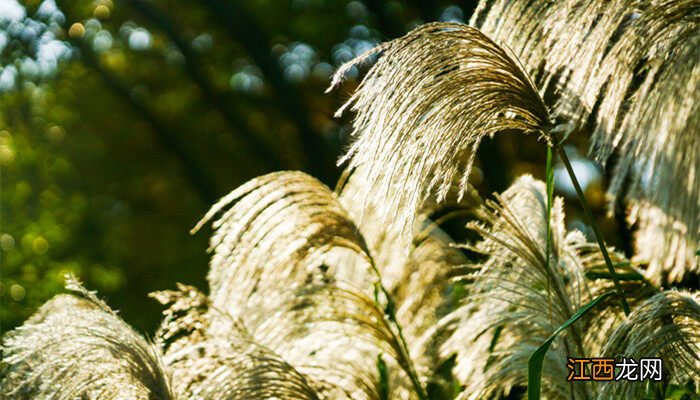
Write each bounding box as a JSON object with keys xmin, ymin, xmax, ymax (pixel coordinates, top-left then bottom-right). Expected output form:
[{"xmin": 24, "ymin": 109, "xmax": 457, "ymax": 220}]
[
  {"xmin": 527, "ymin": 291, "xmax": 614, "ymax": 400},
  {"xmin": 377, "ymin": 354, "xmax": 389, "ymax": 400}
]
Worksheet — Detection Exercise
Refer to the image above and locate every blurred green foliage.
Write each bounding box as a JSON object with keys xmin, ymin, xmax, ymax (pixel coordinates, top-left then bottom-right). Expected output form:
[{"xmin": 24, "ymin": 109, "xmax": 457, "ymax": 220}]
[{"xmin": 2, "ymin": 0, "xmax": 632, "ymax": 334}]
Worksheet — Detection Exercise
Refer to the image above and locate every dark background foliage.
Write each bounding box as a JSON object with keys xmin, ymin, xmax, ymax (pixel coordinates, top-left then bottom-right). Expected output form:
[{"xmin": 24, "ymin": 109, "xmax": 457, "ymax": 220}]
[{"xmin": 1, "ymin": 0, "xmax": 632, "ymax": 334}]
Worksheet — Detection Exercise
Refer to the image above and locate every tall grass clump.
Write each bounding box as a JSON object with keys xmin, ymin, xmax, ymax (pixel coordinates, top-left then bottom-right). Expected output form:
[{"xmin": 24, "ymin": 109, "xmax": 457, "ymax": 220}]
[{"xmin": 2, "ymin": 1, "xmax": 698, "ymax": 399}]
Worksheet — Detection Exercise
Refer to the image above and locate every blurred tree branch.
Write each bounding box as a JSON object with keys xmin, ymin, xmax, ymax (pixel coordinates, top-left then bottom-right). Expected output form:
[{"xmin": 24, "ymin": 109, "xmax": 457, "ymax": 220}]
[
  {"xmin": 124, "ymin": 0, "xmax": 284, "ymax": 171},
  {"xmin": 53, "ymin": 0, "xmax": 219, "ymax": 204},
  {"xmin": 69, "ymin": 37, "xmax": 219, "ymax": 204},
  {"xmin": 200, "ymin": 0, "xmax": 335, "ymax": 183}
]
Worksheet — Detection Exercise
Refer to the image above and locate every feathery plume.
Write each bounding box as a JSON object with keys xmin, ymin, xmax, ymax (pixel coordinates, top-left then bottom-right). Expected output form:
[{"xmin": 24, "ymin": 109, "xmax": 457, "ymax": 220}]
[
  {"xmin": 600, "ymin": 290, "xmax": 700, "ymax": 399},
  {"xmin": 257, "ymin": 281, "xmax": 419, "ymax": 399},
  {"xmin": 193, "ymin": 171, "xmax": 422, "ymax": 399},
  {"xmin": 589, "ymin": 1, "xmax": 699, "ymax": 283},
  {"xmin": 329, "ymin": 22, "xmax": 551, "ymax": 251},
  {"xmin": 151, "ymin": 285, "xmax": 322, "ymax": 400},
  {"xmin": 629, "ymin": 200, "xmax": 697, "ymax": 284},
  {"xmin": 0, "ymin": 277, "xmax": 173, "ymax": 400},
  {"xmin": 337, "ymin": 166, "xmax": 477, "ymax": 391},
  {"xmin": 193, "ymin": 171, "xmax": 375, "ymax": 324},
  {"xmin": 393, "ymin": 228, "xmax": 470, "ymax": 372},
  {"xmin": 472, "ymin": 0, "xmax": 699, "ymax": 282},
  {"xmin": 150, "ymin": 283, "xmax": 211, "ymax": 353},
  {"xmin": 439, "ymin": 176, "xmax": 626, "ymax": 399},
  {"xmin": 336, "ymin": 166, "xmax": 479, "ymax": 292}
]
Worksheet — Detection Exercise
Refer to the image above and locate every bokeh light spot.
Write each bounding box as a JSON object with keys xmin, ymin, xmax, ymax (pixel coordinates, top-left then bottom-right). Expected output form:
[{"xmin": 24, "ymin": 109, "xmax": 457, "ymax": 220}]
[
  {"xmin": 68, "ymin": 22, "xmax": 85, "ymax": 38},
  {"xmin": 94, "ymin": 5, "xmax": 110, "ymax": 20},
  {"xmin": 1, "ymin": 233, "xmax": 15, "ymax": 251},
  {"xmin": 10, "ymin": 284, "xmax": 26, "ymax": 301},
  {"xmin": 32, "ymin": 236, "xmax": 49, "ymax": 254}
]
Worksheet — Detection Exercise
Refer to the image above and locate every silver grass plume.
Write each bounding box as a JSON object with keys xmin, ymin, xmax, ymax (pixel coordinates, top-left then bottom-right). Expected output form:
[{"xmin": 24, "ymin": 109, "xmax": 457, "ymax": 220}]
[
  {"xmin": 193, "ymin": 171, "xmax": 423, "ymax": 399},
  {"xmin": 438, "ymin": 176, "xmax": 626, "ymax": 399},
  {"xmin": 259, "ymin": 282, "xmax": 420, "ymax": 399},
  {"xmin": 393, "ymin": 228, "xmax": 470, "ymax": 375},
  {"xmin": 336, "ymin": 166, "xmax": 480, "ymax": 292},
  {"xmin": 472, "ymin": 0, "xmax": 700, "ymax": 282},
  {"xmin": 328, "ymin": 22, "xmax": 552, "ymax": 252},
  {"xmin": 0, "ymin": 277, "xmax": 172, "ymax": 400},
  {"xmin": 150, "ymin": 285, "xmax": 322, "ymax": 400},
  {"xmin": 599, "ymin": 290, "xmax": 700, "ymax": 399},
  {"xmin": 192, "ymin": 171, "xmax": 375, "ymax": 324},
  {"xmin": 150, "ymin": 283, "xmax": 211, "ymax": 354},
  {"xmin": 337, "ymin": 167, "xmax": 476, "ymax": 384}
]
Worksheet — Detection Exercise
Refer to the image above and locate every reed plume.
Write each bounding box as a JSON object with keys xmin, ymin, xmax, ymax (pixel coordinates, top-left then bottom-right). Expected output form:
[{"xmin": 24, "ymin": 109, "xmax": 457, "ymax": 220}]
[
  {"xmin": 0, "ymin": 277, "xmax": 173, "ymax": 400},
  {"xmin": 472, "ymin": 0, "xmax": 700, "ymax": 283},
  {"xmin": 150, "ymin": 285, "xmax": 323, "ymax": 400},
  {"xmin": 190, "ymin": 171, "xmax": 425, "ymax": 399},
  {"xmin": 438, "ymin": 176, "xmax": 600, "ymax": 399},
  {"xmin": 328, "ymin": 23, "xmax": 552, "ymax": 252},
  {"xmin": 600, "ymin": 290, "xmax": 700, "ymax": 399}
]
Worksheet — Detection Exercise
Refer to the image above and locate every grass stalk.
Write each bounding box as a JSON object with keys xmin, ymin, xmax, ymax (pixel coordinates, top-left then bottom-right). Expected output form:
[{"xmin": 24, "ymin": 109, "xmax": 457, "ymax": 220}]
[
  {"xmin": 545, "ymin": 146, "xmax": 555, "ymax": 331},
  {"xmin": 370, "ymin": 263, "xmax": 427, "ymax": 400},
  {"xmin": 553, "ymin": 143, "xmax": 630, "ymax": 315}
]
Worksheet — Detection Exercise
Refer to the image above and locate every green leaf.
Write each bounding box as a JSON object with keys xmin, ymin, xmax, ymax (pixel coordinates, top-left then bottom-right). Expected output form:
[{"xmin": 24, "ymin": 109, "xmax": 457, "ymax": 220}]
[
  {"xmin": 585, "ymin": 271, "xmax": 646, "ymax": 281},
  {"xmin": 377, "ymin": 353, "xmax": 390, "ymax": 400},
  {"xmin": 527, "ymin": 291, "xmax": 614, "ymax": 400}
]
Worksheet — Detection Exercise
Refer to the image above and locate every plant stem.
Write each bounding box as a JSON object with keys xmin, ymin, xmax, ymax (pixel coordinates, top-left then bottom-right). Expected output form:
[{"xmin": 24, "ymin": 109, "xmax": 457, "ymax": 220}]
[
  {"xmin": 545, "ymin": 146, "xmax": 555, "ymax": 332},
  {"xmin": 390, "ymin": 303, "xmax": 427, "ymax": 400},
  {"xmin": 370, "ymin": 264, "xmax": 427, "ymax": 400},
  {"xmin": 553, "ymin": 143, "xmax": 630, "ymax": 316}
]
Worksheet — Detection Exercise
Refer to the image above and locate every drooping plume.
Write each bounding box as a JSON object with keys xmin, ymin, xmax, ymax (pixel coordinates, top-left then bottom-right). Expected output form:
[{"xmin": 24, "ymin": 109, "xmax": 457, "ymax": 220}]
[
  {"xmin": 150, "ymin": 285, "xmax": 323, "ymax": 400},
  {"xmin": 193, "ymin": 171, "xmax": 423, "ymax": 399},
  {"xmin": 335, "ymin": 165, "xmax": 477, "ymax": 394},
  {"xmin": 0, "ymin": 277, "xmax": 173, "ymax": 400},
  {"xmin": 438, "ymin": 176, "xmax": 634, "ymax": 399},
  {"xmin": 329, "ymin": 22, "xmax": 552, "ymax": 251},
  {"xmin": 193, "ymin": 171, "xmax": 375, "ymax": 323},
  {"xmin": 336, "ymin": 166, "xmax": 479, "ymax": 294},
  {"xmin": 600, "ymin": 290, "xmax": 700, "ymax": 399},
  {"xmin": 472, "ymin": 0, "xmax": 700, "ymax": 282}
]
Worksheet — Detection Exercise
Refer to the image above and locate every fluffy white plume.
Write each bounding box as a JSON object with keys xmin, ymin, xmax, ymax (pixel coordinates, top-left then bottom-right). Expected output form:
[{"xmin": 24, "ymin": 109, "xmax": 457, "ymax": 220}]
[
  {"xmin": 150, "ymin": 285, "xmax": 323, "ymax": 400},
  {"xmin": 438, "ymin": 176, "xmax": 633, "ymax": 399},
  {"xmin": 193, "ymin": 171, "xmax": 423, "ymax": 399},
  {"xmin": 329, "ymin": 22, "xmax": 551, "ymax": 251},
  {"xmin": 193, "ymin": 171, "xmax": 375, "ymax": 323},
  {"xmin": 600, "ymin": 290, "xmax": 700, "ymax": 399},
  {"xmin": 0, "ymin": 277, "xmax": 173, "ymax": 400},
  {"xmin": 472, "ymin": 0, "xmax": 699, "ymax": 282}
]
